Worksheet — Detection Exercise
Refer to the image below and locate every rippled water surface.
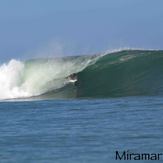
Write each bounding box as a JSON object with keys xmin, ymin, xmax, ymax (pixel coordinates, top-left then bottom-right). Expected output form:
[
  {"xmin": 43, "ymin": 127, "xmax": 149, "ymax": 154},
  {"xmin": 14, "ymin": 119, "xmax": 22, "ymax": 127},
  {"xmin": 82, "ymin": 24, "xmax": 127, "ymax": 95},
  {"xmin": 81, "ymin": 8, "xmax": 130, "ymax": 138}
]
[{"xmin": 0, "ymin": 97, "xmax": 163, "ymax": 163}]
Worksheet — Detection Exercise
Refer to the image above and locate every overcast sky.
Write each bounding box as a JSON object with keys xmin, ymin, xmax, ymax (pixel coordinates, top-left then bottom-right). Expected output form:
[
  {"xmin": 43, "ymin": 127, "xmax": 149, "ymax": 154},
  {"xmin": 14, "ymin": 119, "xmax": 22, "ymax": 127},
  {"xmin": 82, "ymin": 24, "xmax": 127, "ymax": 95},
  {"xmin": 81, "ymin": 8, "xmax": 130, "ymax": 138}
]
[{"xmin": 0, "ymin": 0, "xmax": 163, "ymax": 61}]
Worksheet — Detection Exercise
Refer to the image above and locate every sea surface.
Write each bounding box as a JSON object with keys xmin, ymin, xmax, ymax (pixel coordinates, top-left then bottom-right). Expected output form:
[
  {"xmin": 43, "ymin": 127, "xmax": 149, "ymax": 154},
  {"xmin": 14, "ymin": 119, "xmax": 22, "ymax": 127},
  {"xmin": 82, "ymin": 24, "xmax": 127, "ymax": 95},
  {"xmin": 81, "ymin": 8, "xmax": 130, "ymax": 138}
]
[
  {"xmin": 0, "ymin": 97, "xmax": 163, "ymax": 163},
  {"xmin": 0, "ymin": 50, "xmax": 163, "ymax": 162}
]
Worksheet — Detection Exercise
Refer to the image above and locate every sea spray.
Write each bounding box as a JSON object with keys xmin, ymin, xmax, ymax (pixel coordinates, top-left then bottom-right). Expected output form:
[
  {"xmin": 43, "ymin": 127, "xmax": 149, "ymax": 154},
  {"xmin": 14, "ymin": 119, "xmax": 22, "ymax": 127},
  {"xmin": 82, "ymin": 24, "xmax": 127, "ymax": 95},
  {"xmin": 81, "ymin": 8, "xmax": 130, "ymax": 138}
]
[{"xmin": 0, "ymin": 59, "xmax": 29, "ymax": 99}]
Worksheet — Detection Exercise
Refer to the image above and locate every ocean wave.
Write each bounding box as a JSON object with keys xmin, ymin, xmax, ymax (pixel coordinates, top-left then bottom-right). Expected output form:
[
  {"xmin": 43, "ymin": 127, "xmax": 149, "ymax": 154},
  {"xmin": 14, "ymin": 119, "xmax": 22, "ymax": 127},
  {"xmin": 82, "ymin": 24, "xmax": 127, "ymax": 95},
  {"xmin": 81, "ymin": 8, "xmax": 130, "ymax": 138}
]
[{"xmin": 0, "ymin": 49, "xmax": 163, "ymax": 100}]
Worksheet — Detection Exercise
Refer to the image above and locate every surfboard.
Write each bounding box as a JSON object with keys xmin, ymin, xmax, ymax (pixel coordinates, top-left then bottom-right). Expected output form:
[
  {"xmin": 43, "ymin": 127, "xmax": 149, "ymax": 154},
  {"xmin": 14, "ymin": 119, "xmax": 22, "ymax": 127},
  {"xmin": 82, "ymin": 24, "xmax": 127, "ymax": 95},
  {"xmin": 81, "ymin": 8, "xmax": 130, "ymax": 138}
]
[{"xmin": 68, "ymin": 79, "xmax": 77, "ymax": 83}]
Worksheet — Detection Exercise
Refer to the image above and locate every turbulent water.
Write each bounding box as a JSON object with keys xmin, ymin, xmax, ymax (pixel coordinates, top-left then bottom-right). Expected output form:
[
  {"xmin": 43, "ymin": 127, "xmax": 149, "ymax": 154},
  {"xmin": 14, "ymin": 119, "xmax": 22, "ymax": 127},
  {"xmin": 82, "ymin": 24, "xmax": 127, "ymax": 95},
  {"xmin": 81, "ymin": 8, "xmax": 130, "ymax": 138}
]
[{"xmin": 0, "ymin": 49, "xmax": 163, "ymax": 100}]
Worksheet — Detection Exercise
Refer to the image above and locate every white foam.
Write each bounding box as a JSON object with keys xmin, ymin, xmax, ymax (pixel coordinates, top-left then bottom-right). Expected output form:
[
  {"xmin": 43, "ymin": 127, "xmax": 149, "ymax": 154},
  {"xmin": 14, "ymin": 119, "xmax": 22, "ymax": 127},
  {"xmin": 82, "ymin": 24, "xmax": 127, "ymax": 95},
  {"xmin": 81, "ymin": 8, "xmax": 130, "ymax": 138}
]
[{"xmin": 0, "ymin": 59, "xmax": 30, "ymax": 99}]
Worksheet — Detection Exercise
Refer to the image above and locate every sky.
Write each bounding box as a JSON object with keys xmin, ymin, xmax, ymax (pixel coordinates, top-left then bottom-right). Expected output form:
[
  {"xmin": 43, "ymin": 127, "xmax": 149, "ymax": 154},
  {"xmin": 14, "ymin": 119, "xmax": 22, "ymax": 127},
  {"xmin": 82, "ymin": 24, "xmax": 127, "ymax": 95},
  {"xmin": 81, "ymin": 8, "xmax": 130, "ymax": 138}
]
[{"xmin": 0, "ymin": 0, "xmax": 163, "ymax": 61}]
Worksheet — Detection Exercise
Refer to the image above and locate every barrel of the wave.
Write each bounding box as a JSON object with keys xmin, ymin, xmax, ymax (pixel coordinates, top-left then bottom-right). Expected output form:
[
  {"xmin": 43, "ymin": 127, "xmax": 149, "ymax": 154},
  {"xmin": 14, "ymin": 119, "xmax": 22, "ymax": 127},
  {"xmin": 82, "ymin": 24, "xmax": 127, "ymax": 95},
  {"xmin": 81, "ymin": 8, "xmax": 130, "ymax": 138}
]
[{"xmin": 76, "ymin": 50, "xmax": 163, "ymax": 98}]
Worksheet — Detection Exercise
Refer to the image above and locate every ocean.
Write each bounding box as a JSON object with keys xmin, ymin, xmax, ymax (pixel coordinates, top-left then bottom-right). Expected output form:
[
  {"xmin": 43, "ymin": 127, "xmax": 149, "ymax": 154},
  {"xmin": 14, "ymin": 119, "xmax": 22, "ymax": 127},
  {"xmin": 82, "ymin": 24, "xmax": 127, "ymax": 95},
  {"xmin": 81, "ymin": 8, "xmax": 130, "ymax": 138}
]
[{"xmin": 0, "ymin": 50, "xmax": 163, "ymax": 162}]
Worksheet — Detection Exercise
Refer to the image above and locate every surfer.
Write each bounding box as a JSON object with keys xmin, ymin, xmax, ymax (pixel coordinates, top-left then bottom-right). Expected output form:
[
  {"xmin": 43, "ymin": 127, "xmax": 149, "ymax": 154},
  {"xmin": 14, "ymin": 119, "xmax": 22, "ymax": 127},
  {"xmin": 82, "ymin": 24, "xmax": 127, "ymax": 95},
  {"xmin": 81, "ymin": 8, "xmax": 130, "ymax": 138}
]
[
  {"xmin": 66, "ymin": 73, "xmax": 78, "ymax": 84},
  {"xmin": 69, "ymin": 73, "xmax": 77, "ymax": 80}
]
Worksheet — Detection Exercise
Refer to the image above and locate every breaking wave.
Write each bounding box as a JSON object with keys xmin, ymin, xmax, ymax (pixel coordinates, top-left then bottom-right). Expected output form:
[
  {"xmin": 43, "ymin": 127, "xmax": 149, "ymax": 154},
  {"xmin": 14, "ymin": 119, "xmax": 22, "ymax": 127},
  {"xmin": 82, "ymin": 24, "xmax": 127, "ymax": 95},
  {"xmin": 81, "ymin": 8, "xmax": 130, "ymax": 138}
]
[
  {"xmin": 1, "ymin": 49, "xmax": 163, "ymax": 100},
  {"xmin": 0, "ymin": 55, "xmax": 97, "ymax": 100}
]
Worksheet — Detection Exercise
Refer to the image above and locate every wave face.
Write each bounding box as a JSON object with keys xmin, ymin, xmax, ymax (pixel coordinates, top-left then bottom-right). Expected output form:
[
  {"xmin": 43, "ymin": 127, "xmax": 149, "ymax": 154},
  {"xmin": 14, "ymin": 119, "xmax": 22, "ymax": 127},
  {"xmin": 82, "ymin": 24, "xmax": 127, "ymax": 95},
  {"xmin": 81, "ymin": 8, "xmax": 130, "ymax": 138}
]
[
  {"xmin": 0, "ymin": 50, "xmax": 163, "ymax": 100},
  {"xmin": 77, "ymin": 50, "xmax": 163, "ymax": 98}
]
